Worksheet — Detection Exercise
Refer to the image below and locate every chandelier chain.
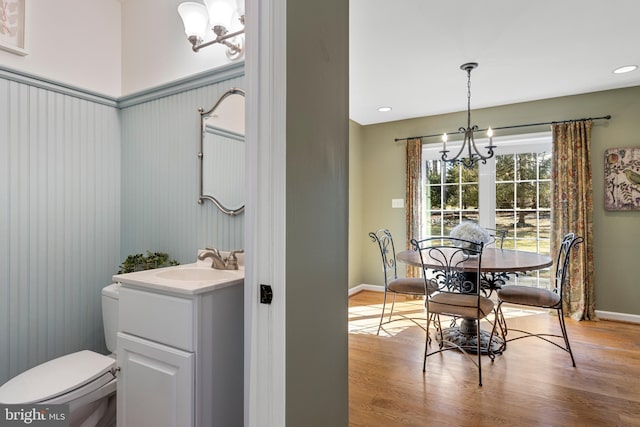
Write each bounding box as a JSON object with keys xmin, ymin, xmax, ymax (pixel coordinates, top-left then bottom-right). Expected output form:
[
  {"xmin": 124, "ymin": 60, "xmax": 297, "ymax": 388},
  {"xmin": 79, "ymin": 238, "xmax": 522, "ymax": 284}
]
[{"xmin": 467, "ymin": 67, "xmax": 472, "ymax": 129}]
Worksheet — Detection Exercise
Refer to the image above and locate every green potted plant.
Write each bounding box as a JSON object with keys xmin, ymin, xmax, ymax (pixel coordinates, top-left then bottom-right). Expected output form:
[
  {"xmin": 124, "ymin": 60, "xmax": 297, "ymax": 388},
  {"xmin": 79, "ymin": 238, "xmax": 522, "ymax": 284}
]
[{"xmin": 118, "ymin": 251, "xmax": 179, "ymax": 274}]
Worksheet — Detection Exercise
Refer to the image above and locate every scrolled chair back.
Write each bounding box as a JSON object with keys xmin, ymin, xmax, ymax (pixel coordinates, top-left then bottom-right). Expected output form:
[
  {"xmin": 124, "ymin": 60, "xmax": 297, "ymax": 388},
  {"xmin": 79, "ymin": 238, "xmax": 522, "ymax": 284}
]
[
  {"xmin": 369, "ymin": 229, "xmax": 398, "ymax": 286},
  {"xmin": 410, "ymin": 236, "xmax": 484, "ymax": 295},
  {"xmin": 485, "ymin": 228, "xmax": 508, "ymax": 249},
  {"xmin": 554, "ymin": 232, "xmax": 584, "ymax": 295}
]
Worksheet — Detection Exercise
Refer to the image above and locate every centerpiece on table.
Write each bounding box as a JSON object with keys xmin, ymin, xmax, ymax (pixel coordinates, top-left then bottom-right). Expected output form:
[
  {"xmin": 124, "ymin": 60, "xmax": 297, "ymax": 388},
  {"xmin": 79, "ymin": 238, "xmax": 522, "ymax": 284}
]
[{"xmin": 449, "ymin": 221, "xmax": 490, "ymax": 254}]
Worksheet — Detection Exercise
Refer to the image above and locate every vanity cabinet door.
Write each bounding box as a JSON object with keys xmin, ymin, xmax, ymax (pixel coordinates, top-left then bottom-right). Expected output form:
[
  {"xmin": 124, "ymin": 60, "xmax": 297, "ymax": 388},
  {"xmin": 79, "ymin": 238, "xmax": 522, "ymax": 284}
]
[{"xmin": 117, "ymin": 332, "xmax": 195, "ymax": 427}]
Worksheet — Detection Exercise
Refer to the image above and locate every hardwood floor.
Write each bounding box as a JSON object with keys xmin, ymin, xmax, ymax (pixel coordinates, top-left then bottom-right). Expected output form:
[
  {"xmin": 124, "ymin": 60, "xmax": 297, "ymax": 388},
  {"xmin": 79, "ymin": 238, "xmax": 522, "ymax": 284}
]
[{"xmin": 349, "ymin": 291, "xmax": 640, "ymax": 427}]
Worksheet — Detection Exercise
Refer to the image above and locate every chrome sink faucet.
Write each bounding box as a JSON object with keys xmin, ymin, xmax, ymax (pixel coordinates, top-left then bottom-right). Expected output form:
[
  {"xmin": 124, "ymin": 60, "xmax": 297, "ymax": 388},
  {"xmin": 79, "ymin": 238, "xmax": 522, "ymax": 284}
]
[
  {"xmin": 198, "ymin": 248, "xmax": 244, "ymax": 270},
  {"xmin": 225, "ymin": 250, "xmax": 244, "ymax": 270}
]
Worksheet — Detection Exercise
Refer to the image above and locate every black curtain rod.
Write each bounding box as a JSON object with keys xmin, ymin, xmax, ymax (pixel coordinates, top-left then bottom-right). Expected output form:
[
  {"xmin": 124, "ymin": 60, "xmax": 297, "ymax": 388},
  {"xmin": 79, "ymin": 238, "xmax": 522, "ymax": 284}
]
[{"xmin": 393, "ymin": 115, "xmax": 612, "ymax": 142}]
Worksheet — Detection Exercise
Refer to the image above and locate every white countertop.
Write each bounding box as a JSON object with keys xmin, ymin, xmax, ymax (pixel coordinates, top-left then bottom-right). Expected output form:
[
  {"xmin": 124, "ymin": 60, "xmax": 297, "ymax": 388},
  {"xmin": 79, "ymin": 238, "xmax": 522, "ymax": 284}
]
[{"xmin": 112, "ymin": 261, "xmax": 244, "ymax": 296}]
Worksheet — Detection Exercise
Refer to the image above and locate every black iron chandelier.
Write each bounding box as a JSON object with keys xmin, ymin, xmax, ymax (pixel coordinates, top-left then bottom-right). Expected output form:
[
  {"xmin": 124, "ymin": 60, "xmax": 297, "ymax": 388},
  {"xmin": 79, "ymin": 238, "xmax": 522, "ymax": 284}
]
[{"xmin": 440, "ymin": 62, "xmax": 496, "ymax": 169}]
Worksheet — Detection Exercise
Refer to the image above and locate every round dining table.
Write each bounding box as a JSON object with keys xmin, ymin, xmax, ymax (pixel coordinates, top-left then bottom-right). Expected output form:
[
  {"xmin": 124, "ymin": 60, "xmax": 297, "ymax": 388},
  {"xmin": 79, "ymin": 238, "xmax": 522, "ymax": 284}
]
[
  {"xmin": 396, "ymin": 247, "xmax": 553, "ymax": 273},
  {"xmin": 396, "ymin": 247, "xmax": 553, "ymax": 354}
]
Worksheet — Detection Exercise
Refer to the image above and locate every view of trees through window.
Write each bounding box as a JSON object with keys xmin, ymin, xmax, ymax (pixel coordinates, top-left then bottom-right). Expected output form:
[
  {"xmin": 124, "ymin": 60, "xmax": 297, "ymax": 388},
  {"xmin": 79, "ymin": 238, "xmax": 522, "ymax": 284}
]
[
  {"xmin": 495, "ymin": 152, "xmax": 551, "ymax": 254},
  {"xmin": 421, "ymin": 133, "xmax": 552, "ymax": 287},
  {"xmin": 424, "ymin": 160, "xmax": 480, "ymax": 235}
]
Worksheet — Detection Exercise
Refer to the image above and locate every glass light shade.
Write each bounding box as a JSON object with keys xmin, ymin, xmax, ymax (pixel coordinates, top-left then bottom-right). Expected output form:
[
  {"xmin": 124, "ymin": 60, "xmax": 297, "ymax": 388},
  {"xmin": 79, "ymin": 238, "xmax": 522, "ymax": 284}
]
[
  {"xmin": 204, "ymin": 0, "xmax": 234, "ymax": 29},
  {"xmin": 178, "ymin": 2, "xmax": 209, "ymax": 40},
  {"xmin": 228, "ymin": 10, "xmax": 244, "ymax": 32},
  {"xmin": 234, "ymin": 0, "xmax": 245, "ymax": 16}
]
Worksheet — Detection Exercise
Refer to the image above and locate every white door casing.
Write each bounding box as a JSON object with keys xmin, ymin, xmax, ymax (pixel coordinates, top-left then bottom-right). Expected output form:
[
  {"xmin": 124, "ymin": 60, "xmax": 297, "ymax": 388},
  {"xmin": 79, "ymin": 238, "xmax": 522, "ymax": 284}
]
[{"xmin": 244, "ymin": 0, "xmax": 287, "ymax": 426}]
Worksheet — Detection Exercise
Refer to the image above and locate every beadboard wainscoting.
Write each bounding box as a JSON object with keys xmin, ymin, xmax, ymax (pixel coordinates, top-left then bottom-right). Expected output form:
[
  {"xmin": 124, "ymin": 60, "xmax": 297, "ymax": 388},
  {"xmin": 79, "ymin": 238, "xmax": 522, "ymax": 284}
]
[
  {"xmin": 0, "ymin": 63, "xmax": 246, "ymax": 384},
  {"xmin": 119, "ymin": 72, "xmax": 245, "ymax": 261},
  {"xmin": 0, "ymin": 73, "xmax": 121, "ymax": 384}
]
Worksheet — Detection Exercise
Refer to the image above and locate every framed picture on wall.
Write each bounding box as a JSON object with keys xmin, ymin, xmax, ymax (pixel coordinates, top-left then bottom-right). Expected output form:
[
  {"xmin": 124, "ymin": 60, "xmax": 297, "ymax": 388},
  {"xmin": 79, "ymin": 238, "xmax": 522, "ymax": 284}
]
[
  {"xmin": 604, "ymin": 147, "xmax": 640, "ymax": 211},
  {"xmin": 0, "ymin": 0, "xmax": 27, "ymax": 56}
]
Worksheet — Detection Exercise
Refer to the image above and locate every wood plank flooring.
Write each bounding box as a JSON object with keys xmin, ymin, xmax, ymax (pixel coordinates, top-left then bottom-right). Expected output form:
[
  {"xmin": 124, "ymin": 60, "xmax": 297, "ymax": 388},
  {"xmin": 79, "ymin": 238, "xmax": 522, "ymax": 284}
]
[{"xmin": 349, "ymin": 291, "xmax": 640, "ymax": 427}]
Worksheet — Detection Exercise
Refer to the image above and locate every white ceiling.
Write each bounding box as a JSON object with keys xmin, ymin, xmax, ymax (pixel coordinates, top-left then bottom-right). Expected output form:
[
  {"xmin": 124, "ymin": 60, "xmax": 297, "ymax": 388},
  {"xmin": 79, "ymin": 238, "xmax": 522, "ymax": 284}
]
[{"xmin": 349, "ymin": 0, "xmax": 640, "ymax": 125}]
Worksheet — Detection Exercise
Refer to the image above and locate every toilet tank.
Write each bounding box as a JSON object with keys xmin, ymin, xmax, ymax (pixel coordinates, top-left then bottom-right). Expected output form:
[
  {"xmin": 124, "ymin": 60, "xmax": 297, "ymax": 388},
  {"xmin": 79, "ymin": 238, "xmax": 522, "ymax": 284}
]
[{"xmin": 101, "ymin": 283, "xmax": 120, "ymax": 354}]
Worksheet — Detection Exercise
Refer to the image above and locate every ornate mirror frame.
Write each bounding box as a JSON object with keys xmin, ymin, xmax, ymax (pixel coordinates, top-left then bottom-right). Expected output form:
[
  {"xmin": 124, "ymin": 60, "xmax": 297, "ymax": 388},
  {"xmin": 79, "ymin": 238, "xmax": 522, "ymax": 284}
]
[{"xmin": 198, "ymin": 87, "xmax": 245, "ymax": 215}]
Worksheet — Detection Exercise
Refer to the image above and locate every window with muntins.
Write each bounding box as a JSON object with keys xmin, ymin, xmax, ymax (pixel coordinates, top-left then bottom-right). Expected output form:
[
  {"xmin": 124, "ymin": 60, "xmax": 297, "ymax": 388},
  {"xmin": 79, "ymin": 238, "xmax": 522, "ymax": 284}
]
[{"xmin": 421, "ymin": 132, "xmax": 552, "ymax": 288}]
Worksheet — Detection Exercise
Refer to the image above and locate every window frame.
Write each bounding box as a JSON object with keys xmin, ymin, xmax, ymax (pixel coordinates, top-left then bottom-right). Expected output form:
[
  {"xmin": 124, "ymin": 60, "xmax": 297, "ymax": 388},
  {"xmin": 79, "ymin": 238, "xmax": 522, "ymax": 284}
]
[
  {"xmin": 420, "ymin": 131, "xmax": 553, "ymax": 287},
  {"xmin": 421, "ymin": 131, "xmax": 551, "ymax": 238}
]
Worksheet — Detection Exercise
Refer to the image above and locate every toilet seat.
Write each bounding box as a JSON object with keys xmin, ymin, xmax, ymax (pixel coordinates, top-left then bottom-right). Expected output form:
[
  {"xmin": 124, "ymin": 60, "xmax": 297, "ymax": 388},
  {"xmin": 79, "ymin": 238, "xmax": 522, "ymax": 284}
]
[{"xmin": 0, "ymin": 350, "xmax": 116, "ymax": 405}]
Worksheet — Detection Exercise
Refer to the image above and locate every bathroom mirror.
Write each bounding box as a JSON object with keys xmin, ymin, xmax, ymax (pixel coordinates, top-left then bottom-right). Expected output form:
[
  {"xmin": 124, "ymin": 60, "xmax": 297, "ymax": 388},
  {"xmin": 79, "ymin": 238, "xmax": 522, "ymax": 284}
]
[{"xmin": 198, "ymin": 88, "xmax": 245, "ymax": 215}]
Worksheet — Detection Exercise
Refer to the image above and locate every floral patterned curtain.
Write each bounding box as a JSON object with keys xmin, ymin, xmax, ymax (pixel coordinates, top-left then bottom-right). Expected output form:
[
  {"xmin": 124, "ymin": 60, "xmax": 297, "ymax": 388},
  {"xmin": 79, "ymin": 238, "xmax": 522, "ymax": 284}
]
[
  {"xmin": 405, "ymin": 138, "xmax": 422, "ymax": 278},
  {"xmin": 551, "ymin": 120, "xmax": 596, "ymax": 320}
]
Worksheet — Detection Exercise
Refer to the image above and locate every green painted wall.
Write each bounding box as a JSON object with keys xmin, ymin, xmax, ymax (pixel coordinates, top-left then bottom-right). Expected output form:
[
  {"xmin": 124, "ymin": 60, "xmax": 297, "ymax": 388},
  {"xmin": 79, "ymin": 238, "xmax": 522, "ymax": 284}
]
[
  {"xmin": 349, "ymin": 120, "xmax": 365, "ymax": 289},
  {"xmin": 350, "ymin": 85, "xmax": 640, "ymax": 316},
  {"xmin": 286, "ymin": 0, "xmax": 349, "ymax": 425}
]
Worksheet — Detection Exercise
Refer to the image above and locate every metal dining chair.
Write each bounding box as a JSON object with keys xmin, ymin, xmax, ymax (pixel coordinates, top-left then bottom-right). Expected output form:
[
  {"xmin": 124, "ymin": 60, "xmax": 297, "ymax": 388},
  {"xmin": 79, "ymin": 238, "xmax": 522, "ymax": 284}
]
[
  {"xmin": 369, "ymin": 229, "xmax": 435, "ymax": 336},
  {"xmin": 491, "ymin": 232, "xmax": 583, "ymax": 366},
  {"xmin": 485, "ymin": 228, "xmax": 508, "ymax": 249},
  {"xmin": 411, "ymin": 236, "xmax": 497, "ymax": 386},
  {"xmin": 482, "ymin": 228, "xmax": 509, "ymax": 295}
]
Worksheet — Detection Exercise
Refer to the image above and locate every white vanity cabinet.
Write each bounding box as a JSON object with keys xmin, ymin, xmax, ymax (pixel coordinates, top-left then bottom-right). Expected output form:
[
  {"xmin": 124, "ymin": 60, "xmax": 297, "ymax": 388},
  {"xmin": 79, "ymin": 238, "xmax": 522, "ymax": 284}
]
[
  {"xmin": 117, "ymin": 333, "xmax": 195, "ymax": 427},
  {"xmin": 113, "ymin": 265, "xmax": 244, "ymax": 427}
]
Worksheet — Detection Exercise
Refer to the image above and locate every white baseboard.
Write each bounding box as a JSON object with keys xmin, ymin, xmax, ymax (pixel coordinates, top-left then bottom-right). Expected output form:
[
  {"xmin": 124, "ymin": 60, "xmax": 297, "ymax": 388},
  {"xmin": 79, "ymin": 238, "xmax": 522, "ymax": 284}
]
[
  {"xmin": 348, "ymin": 283, "xmax": 384, "ymax": 296},
  {"xmin": 350, "ymin": 285, "xmax": 640, "ymax": 324},
  {"xmin": 595, "ymin": 310, "xmax": 640, "ymax": 324}
]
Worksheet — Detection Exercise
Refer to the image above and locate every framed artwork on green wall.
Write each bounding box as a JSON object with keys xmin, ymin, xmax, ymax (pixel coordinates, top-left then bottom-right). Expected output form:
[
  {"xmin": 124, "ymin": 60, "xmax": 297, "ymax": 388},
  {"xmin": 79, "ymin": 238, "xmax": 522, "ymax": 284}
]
[{"xmin": 604, "ymin": 147, "xmax": 640, "ymax": 211}]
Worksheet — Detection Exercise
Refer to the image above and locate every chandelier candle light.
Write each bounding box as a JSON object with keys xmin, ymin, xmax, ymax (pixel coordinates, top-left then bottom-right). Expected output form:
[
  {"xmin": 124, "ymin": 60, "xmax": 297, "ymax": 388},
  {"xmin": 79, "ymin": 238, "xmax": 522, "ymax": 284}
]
[{"xmin": 440, "ymin": 62, "xmax": 496, "ymax": 169}]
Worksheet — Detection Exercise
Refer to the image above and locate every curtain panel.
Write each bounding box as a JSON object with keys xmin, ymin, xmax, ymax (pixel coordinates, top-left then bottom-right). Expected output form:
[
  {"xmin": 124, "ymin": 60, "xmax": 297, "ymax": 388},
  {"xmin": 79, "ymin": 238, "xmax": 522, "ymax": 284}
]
[
  {"xmin": 405, "ymin": 138, "xmax": 422, "ymax": 278},
  {"xmin": 551, "ymin": 120, "xmax": 596, "ymax": 320}
]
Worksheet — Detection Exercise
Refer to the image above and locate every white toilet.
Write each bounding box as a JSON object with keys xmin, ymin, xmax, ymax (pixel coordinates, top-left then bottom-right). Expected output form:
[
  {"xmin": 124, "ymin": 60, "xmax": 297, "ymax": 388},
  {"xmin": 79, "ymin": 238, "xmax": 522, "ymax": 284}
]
[{"xmin": 0, "ymin": 283, "xmax": 121, "ymax": 427}]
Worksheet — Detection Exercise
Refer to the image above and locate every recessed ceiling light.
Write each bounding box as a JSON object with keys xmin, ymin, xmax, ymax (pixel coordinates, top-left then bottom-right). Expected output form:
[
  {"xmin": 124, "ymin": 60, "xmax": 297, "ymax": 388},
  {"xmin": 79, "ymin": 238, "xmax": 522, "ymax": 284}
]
[
  {"xmin": 377, "ymin": 106, "xmax": 392, "ymax": 112},
  {"xmin": 613, "ymin": 65, "xmax": 638, "ymax": 74}
]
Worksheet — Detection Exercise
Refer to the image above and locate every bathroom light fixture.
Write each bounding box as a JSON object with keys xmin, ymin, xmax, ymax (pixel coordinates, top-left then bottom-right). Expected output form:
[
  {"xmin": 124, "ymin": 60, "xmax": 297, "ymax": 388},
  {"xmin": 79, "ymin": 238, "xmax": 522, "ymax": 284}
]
[
  {"xmin": 612, "ymin": 65, "xmax": 638, "ymax": 74},
  {"xmin": 440, "ymin": 62, "xmax": 495, "ymax": 169},
  {"xmin": 378, "ymin": 106, "xmax": 392, "ymax": 112},
  {"xmin": 178, "ymin": 0, "xmax": 245, "ymax": 60}
]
